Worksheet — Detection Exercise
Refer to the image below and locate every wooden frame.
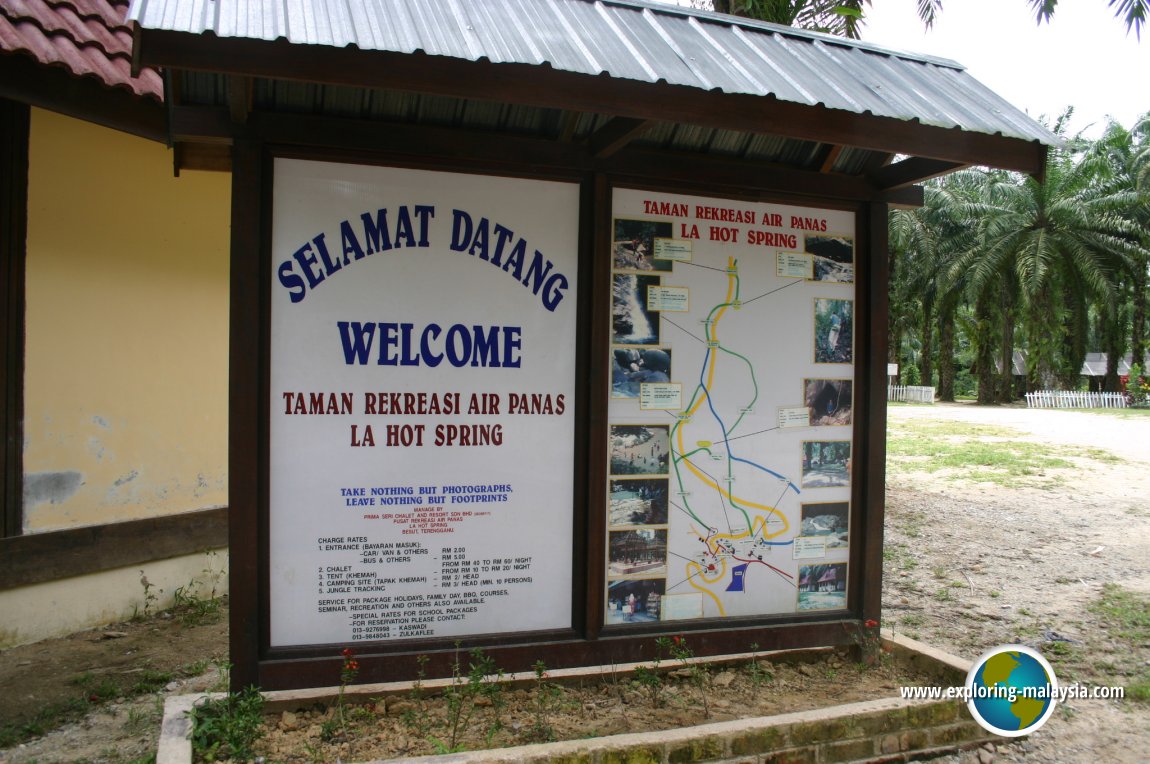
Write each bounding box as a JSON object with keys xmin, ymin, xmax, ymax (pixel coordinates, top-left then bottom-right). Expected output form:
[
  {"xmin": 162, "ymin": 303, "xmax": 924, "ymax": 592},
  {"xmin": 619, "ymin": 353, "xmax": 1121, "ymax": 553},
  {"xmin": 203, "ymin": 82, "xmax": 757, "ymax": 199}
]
[
  {"xmin": 226, "ymin": 128, "xmax": 888, "ymax": 691},
  {"xmin": 0, "ymin": 57, "xmax": 165, "ymax": 144},
  {"xmin": 0, "ymin": 507, "xmax": 227, "ymax": 589},
  {"xmin": 1, "ymin": 98, "xmax": 29, "ymax": 541}
]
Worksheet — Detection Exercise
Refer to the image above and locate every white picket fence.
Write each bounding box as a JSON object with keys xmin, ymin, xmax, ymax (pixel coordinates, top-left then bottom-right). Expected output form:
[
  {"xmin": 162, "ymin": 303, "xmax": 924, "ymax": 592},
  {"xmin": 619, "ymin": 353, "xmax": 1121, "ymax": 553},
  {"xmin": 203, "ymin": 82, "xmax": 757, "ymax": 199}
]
[
  {"xmin": 888, "ymin": 385, "xmax": 936, "ymax": 404},
  {"xmin": 1024, "ymin": 390, "xmax": 1128, "ymax": 409}
]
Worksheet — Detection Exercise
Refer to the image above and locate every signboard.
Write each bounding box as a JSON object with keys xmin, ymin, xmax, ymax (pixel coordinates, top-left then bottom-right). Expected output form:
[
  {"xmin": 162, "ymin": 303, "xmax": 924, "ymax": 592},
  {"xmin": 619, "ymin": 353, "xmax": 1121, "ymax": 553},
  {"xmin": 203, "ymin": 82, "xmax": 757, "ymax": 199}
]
[
  {"xmin": 269, "ymin": 160, "xmax": 578, "ymax": 646},
  {"xmin": 607, "ymin": 189, "xmax": 855, "ymax": 623}
]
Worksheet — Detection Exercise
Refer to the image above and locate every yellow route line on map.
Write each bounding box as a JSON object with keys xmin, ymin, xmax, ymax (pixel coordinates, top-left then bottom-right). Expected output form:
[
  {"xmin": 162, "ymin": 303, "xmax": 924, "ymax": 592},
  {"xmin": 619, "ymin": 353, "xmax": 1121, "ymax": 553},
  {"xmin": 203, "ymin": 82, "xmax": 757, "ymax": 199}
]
[
  {"xmin": 675, "ymin": 256, "xmax": 790, "ymax": 539},
  {"xmin": 686, "ymin": 561, "xmax": 728, "ymax": 615}
]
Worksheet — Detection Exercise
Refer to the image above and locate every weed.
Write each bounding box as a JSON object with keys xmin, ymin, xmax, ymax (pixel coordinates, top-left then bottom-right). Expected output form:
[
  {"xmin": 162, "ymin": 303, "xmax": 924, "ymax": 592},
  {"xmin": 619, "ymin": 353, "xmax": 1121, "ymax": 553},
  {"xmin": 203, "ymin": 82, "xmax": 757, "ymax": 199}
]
[
  {"xmin": 988, "ymin": 591, "xmax": 1001, "ymax": 598},
  {"xmin": 330, "ymin": 648, "xmax": 360, "ymax": 741},
  {"xmin": 934, "ymin": 588, "xmax": 951, "ymax": 602},
  {"xmin": 667, "ymin": 636, "xmax": 712, "ymax": 717},
  {"xmin": 181, "ymin": 659, "xmax": 212, "ymax": 677},
  {"xmin": 1090, "ymin": 585, "xmax": 1150, "ymax": 642},
  {"xmin": 526, "ymin": 660, "xmax": 561, "ymax": 742},
  {"xmin": 134, "ymin": 571, "xmax": 162, "ymax": 620},
  {"xmin": 171, "ymin": 552, "xmax": 226, "ymax": 626},
  {"xmin": 1127, "ymin": 677, "xmax": 1150, "ymax": 702},
  {"xmin": 129, "ymin": 668, "xmax": 174, "ymax": 695},
  {"xmin": 430, "ymin": 645, "xmax": 504, "ymax": 753},
  {"xmin": 401, "ymin": 654, "xmax": 432, "ymax": 741},
  {"xmin": 631, "ymin": 640, "xmax": 668, "ymax": 709},
  {"xmin": 189, "ymin": 685, "xmax": 265, "ymax": 762},
  {"xmin": 123, "ymin": 699, "xmax": 163, "ymax": 736},
  {"xmin": 746, "ymin": 643, "xmax": 771, "ymax": 688}
]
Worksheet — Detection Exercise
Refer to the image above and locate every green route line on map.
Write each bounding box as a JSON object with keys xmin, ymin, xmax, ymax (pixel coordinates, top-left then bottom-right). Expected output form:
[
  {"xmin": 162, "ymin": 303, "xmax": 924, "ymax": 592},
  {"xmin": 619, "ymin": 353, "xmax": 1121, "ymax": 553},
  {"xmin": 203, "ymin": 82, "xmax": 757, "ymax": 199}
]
[{"xmin": 669, "ymin": 259, "xmax": 758, "ymax": 531}]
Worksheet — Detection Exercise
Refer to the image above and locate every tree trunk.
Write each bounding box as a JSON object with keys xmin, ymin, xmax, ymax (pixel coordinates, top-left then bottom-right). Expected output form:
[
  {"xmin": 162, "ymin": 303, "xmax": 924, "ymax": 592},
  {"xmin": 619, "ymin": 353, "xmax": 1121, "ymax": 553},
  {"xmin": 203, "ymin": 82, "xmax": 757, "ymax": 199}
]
[
  {"xmin": 1058, "ymin": 284, "xmax": 1089, "ymax": 390},
  {"xmin": 1027, "ymin": 286, "xmax": 1055, "ymax": 390},
  {"xmin": 1101, "ymin": 298, "xmax": 1127, "ymax": 393},
  {"xmin": 1132, "ymin": 254, "xmax": 1147, "ymax": 370},
  {"xmin": 975, "ymin": 288, "xmax": 997, "ymax": 404},
  {"xmin": 998, "ymin": 284, "xmax": 1015, "ymax": 403},
  {"xmin": 919, "ymin": 294, "xmax": 935, "ymax": 388},
  {"xmin": 938, "ymin": 299, "xmax": 956, "ymax": 402}
]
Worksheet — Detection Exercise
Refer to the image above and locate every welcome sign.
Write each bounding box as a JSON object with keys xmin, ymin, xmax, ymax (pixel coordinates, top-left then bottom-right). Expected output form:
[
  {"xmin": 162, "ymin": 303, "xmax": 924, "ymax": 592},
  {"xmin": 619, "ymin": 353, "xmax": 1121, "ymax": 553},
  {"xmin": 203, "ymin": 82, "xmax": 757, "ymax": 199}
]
[{"xmin": 268, "ymin": 160, "xmax": 579, "ymax": 647}]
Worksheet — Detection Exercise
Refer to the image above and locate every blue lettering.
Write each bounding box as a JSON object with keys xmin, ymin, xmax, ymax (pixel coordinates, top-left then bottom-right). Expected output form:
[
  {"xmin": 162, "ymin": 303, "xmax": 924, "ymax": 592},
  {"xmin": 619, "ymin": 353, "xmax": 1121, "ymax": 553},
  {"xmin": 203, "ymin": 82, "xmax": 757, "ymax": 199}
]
[
  {"xmin": 445, "ymin": 325, "xmax": 472, "ymax": 367},
  {"xmin": 420, "ymin": 323, "xmax": 444, "ymax": 367},
  {"xmin": 337, "ymin": 321, "xmax": 376, "ymax": 364},
  {"xmin": 379, "ymin": 323, "xmax": 399, "ymax": 366},
  {"xmin": 394, "ymin": 207, "xmax": 416, "ymax": 249},
  {"xmin": 360, "ymin": 209, "xmax": 392, "ymax": 254},
  {"xmin": 468, "ymin": 217, "xmax": 490, "ymax": 260},
  {"xmin": 490, "ymin": 224, "xmax": 514, "ymax": 267},
  {"xmin": 503, "ymin": 327, "xmax": 522, "ymax": 368},
  {"xmin": 313, "ymin": 233, "xmax": 340, "ymax": 275},
  {"xmin": 341, "ymin": 220, "xmax": 366, "ymax": 263},
  {"xmin": 413, "ymin": 205, "xmax": 434, "ymax": 246},
  {"xmin": 451, "ymin": 209, "xmax": 472, "ymax": 252},
  {"xmin": 278, "ymin": 261, "xmax": 306, "ymax": 303},
  {"xmin": 400, "ymin": 322, "xmax": 419, "ymax": 366},
  {"xmin": 542, "ymin": 273, "xmax": 568, "ymax": 312},
  {"xmin": 471, "ymin": 325, "xmax": 501, "ymax": 367},
  {"xmin": 502, "ymin": 238, "xmax": 527, "ymax": 281},
  {"xmin": 293, "ymin": 242, "xmax": 325, "ymax": 289}
]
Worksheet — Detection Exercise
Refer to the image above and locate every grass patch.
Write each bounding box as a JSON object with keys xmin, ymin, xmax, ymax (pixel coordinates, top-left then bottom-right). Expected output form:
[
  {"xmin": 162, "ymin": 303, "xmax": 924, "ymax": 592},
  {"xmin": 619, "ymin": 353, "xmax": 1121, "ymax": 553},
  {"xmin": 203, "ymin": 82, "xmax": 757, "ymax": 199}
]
[
  {"xmin": 1088, "ymin": 585, "xmax": 1150, "ymax": 702},
  {"xmin": 885, "ymin": 419, "xmax": 1119, "ymax": 485},
  {"xmin": 1128, "ymin": 678, "xmax": 1150, "ymax": 702},
  {"xmin": 1088, "ymin": 407, "xmax": 1150, "ymax": 418},
  {"xmin": 1090, "ymin": 585, "xmax": 1150, "ymax": 642}
]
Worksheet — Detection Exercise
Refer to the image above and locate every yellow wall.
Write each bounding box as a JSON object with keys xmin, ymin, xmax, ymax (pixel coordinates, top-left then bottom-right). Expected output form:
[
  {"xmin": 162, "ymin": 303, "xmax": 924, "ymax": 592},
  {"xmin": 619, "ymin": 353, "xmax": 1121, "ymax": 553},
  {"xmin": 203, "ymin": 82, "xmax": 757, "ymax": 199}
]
[
  {"xmin": 22, "ymin": 108, "xmax": 231, "ymax": 531},
  {"xmin": 0, "ymin": 549, "xmax": 228, "ymax": 648}
]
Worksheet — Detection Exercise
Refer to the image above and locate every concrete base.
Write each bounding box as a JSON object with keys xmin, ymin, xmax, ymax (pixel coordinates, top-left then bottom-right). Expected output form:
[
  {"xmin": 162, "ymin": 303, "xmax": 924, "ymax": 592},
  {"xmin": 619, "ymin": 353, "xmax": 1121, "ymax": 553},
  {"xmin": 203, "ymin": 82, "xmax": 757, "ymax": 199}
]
[{"xmin": 159, "ymin": 632, "xmax": 998, "ymax": 764}]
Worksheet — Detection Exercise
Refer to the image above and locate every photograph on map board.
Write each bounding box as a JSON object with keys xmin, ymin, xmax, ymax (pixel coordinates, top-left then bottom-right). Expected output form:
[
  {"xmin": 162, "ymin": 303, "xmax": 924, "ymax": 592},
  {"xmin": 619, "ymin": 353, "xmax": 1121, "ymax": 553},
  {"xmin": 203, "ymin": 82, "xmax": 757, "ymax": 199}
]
[
  {"xmin": 801, "ymin": 440, "xmax": 851, "ymax": 488},
  {"xmin": 799, "ymin": 501, "xmax": 849, "ymax": 550},
  {"xmin": 608, "ymin": 529, "xmax": 669, "ymax": 577},
  {"xmin": 797, "ymin": 563, "xmax": 847, "ymax": 610},
  {"xmin": 814, "ymin": 298, "xmax": 853, "ymax": 364},
  {"xmin": 805, "ymin": 379, "xmax": 853, "ymax": 426},
  {"xmin": 612, "ymin": 347, "xmax": 672, "ymax": 399},
  {"xmin": 613, "ymin": 217, "xmax": 674, "ymax": 272},
  {"xmin": 609, "ymin": 424, "xmax": 670, "ymax": 476},
  {"xmin": 608, "ymin": 478, "xmax": 669, "ymax": 527},
  {"xmin": 606, "ymin": 578, "xmax": 666, "ymax": 625},
  {"xmin": 613, "ymin": 274, "xmax": 662, "ymax": 345},
  {"xmin": 805, "ymin": 234, "xmax": 854, "ymax": 283}
]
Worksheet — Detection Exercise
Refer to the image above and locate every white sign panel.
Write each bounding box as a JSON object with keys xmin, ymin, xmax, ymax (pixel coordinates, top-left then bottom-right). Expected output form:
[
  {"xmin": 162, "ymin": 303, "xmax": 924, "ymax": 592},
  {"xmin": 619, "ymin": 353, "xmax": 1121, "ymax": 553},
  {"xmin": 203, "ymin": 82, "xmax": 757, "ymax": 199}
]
[
  {"xmin": 270, "ymin": 160, "xmax": 578, "ymax": 646},
  {"xmin": 607, "ymin": 190, "xmax": 855, "ymax": 622}
]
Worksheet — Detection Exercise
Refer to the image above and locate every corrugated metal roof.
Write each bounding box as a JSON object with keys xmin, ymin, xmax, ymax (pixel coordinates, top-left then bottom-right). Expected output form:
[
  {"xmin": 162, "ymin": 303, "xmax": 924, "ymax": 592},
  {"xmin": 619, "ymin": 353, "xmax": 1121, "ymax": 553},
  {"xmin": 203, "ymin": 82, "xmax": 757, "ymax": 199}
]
[
  {"xmin": 0, "ymin": 0, "xmax": 162, "ymax": 99},
  {"xmin": 127, "ymin": 0, "xmax": 1058, "ymax": 146}
]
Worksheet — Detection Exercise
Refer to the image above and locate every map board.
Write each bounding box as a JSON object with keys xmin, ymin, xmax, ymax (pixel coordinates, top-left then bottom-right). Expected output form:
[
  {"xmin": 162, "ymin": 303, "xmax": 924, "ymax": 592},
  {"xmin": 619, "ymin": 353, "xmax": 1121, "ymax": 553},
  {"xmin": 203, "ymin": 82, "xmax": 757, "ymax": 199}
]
[
  {"xmin": 607, "ymin": 188, "xmax": 856, "ymax": 623},
  {"xmin": 268, "ymin": 160, "xmax": 578, "ymax": 647}
]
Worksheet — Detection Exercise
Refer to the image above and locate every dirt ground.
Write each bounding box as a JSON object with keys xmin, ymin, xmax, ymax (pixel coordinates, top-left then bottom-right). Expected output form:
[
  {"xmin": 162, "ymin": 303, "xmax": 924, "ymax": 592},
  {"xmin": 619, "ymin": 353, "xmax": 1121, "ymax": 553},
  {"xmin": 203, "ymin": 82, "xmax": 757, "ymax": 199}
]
[
  {"xmin": 1, "ymin": 402, "xmax": 1148, "ymax": 763},
  {"xmin": 883, "ymin": 404, "xmax": 1150, "ymax": 764}
]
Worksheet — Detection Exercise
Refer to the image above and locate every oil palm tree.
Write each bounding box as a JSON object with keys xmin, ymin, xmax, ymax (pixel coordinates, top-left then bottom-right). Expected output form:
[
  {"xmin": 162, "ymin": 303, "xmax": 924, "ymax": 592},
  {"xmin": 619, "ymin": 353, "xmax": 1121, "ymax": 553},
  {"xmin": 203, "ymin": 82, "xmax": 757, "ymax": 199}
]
[
  {"xmin": 946, "ymin": 120, "xmax": 1143, "ymax": 395},
  {"xmin": 705, "ymin": 0, "xmax": 1147, "ymax": 38},
  {"xmin": 889, "ymin": 169, "xmax": 983, "ymax": 397}
]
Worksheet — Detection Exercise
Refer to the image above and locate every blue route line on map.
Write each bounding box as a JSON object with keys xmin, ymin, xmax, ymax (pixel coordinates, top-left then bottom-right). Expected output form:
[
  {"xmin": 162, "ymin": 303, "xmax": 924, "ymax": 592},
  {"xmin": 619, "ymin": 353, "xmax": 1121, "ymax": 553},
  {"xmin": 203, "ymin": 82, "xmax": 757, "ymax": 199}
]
[{"xmin": 696, "ymin": 346, "xmax": 801, "ymax": 497}]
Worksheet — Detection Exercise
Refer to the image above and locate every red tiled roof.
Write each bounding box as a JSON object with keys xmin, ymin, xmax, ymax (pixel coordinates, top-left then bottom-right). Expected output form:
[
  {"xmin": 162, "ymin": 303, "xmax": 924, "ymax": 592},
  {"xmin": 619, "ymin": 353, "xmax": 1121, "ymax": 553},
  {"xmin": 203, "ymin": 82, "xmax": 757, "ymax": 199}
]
[{"xmin": 0, "ymin": 0, "xmax": 162, "ymax": 101}]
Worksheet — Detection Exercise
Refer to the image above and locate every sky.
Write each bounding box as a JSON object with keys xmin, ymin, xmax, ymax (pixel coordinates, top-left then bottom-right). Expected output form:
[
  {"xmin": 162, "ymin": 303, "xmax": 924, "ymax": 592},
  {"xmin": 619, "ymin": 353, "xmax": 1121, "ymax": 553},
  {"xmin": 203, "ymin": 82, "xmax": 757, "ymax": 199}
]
[{"xmin": 859, "ymin": 0, "xmax": 1149, "ymax": 138}]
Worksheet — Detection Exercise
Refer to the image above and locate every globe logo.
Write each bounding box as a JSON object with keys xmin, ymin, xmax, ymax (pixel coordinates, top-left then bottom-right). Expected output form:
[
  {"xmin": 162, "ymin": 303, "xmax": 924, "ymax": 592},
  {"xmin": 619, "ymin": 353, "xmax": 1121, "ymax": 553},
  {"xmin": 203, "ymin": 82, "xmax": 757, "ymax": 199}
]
[{"xmin": 966, "ymin": 645, "xmax": 1059, "ymax": 737}]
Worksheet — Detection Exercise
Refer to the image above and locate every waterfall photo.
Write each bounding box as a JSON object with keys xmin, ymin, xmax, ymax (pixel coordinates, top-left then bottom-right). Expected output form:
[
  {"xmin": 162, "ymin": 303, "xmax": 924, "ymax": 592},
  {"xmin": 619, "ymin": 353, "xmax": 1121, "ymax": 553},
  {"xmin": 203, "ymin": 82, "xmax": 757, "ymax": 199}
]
[{"xmin": 612, "ymin": 274, "xmax": 661, "ymax": 345}]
